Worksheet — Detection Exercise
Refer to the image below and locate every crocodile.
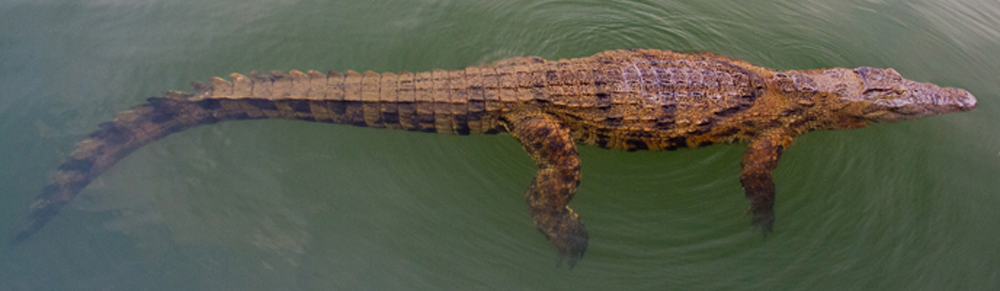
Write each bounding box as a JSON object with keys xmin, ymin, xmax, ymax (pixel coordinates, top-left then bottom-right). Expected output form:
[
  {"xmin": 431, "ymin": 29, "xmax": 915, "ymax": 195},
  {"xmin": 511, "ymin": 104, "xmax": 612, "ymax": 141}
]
[{"xmin": 14, "ymin": 49, "xmax": 976, "ymax": 267}]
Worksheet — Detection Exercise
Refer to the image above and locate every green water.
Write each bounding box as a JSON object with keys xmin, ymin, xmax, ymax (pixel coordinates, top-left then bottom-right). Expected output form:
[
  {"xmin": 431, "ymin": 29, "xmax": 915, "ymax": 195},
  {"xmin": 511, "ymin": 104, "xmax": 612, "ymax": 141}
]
[{"xmin": 2, "ymin": 0, "xmax": 998, "ymax": 289}]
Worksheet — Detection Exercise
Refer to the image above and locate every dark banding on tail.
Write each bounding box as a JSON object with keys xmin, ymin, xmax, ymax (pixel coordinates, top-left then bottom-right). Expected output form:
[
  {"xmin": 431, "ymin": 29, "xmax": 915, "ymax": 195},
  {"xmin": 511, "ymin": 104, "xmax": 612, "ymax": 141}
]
[
  {"xmin": 13, "ymin": 96, "xmax": 219, "ymax": 244},
  {"xmin": 13, "ymin": 69, "xmax": 503, "ymax": 244}
]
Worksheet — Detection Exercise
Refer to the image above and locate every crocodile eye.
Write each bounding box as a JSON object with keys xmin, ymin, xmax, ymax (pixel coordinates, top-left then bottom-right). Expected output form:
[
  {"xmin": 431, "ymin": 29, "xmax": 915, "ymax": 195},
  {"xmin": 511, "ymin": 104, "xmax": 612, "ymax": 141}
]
[{"xmin": 863, "ymin": 89, "xmax": 893, "ymax": 99}]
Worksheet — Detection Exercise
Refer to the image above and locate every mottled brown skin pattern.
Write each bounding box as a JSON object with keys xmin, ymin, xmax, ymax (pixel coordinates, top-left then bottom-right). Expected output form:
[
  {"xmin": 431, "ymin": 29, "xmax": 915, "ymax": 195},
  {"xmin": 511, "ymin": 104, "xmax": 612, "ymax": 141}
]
[{"xmin": 16, "ymin": 49, "xmax": 976, "ymax": 268}]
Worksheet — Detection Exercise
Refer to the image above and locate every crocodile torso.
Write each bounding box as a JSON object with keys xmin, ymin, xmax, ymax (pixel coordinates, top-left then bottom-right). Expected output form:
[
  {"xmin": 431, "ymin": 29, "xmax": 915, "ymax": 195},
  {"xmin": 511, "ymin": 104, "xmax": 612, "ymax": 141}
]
[{"xmin": 15, "ymin": 49, "xmax": 976, "ymax": 267}]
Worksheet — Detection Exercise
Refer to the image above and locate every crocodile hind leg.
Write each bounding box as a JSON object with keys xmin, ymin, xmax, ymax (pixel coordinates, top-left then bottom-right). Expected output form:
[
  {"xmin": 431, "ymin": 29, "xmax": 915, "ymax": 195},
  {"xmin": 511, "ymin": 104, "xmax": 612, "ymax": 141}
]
[
  {"xmin": 507, "ymin": 112, "xmax": 588, "ymax": 267},
  {"xmin": 740, "ymin": 130, "xmax": 795, "ymax": 235}
]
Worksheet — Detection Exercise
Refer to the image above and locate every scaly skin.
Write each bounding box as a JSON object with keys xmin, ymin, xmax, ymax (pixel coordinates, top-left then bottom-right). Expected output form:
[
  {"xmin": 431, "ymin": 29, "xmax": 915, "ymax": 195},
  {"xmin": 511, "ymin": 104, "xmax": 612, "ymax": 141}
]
[{"xmin": 14, "ymin": 49, "xmax": 977, "ymax": 267}]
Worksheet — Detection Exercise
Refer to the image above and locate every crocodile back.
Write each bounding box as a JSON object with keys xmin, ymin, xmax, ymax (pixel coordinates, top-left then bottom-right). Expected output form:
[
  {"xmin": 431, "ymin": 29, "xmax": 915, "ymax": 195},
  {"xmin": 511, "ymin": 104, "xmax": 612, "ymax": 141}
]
[{"xmin": 537, "ymin": 49, "xmax": 768, "ymax": 150}]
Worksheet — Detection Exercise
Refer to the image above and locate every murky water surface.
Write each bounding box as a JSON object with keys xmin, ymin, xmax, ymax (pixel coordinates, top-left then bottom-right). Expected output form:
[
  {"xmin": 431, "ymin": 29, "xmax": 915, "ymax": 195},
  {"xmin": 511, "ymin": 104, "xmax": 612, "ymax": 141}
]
[{"xmin": 1, "ymin": 0, "xmax": 998, "ymax": 290}]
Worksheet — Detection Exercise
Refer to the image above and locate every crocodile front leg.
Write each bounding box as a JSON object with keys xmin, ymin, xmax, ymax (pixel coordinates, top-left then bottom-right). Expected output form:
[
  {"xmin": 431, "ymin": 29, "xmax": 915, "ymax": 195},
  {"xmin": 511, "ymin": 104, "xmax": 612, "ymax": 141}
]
[
  {"xmin": 741, "ymin": 130, "xmax": 795, "ymax": 235},
  {"xmin": 507, "ymin": 112, "xmax": 588, "ymax": 267}
]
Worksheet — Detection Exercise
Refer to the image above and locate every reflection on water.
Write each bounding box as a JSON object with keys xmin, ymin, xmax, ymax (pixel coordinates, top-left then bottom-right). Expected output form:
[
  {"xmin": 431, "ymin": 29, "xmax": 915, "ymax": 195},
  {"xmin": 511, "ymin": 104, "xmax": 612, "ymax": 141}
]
[{"xmin": 1, "ymin": 0, "xmax": 998, "ymax": 290}]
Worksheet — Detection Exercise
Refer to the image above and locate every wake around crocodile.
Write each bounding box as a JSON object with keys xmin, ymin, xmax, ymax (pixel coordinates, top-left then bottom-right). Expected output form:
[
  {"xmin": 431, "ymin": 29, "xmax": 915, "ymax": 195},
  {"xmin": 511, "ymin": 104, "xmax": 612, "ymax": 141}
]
[{"xmin": 14, "ymin": 49, "xmax": 976, "ymax": 267}]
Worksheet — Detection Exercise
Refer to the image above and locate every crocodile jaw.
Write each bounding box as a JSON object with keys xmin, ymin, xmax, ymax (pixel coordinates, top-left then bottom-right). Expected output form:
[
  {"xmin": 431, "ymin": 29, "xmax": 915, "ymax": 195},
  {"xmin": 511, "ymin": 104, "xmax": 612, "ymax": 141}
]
[
  {"xmin": 843, "ymin": 67, "xmax": 977, "ymax": 123},
  {"xmin": 859, "ymin": 80, "xmax": 977, "ymax": 122}
]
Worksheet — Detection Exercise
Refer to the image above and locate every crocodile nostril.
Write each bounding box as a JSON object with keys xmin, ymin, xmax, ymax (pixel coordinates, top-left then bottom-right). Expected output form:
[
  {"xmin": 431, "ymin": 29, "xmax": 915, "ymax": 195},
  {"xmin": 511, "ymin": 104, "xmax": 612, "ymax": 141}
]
[{"xmin": 958, "ymin": 89, "xmax": 977, "ymax": 108}]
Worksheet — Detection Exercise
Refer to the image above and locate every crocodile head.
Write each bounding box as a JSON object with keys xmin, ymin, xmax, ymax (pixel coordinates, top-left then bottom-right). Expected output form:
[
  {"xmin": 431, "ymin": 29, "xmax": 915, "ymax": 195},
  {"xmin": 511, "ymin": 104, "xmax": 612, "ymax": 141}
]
[{"xmin": 837, "ymin": 67, "xmax": 977, "ymax": 123}]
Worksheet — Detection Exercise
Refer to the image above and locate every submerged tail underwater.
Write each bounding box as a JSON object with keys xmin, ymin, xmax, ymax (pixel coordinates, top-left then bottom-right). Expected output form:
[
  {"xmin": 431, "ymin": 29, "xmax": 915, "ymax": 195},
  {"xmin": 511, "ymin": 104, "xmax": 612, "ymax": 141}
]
[{"xmin": 13, "ymin": 49, "xmax": 975, "ymax": 267}]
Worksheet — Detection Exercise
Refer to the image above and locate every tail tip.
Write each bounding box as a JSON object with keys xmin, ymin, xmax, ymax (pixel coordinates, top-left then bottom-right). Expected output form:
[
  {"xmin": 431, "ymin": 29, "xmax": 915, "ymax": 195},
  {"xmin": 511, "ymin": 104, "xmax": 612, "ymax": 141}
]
[
  {"xmin": 10, "ymin": 230, "xmax": 32, "ymax": 247},
  {"xmin": 10, "ymin": 201, "xmax": 60, "ymax": 247}
]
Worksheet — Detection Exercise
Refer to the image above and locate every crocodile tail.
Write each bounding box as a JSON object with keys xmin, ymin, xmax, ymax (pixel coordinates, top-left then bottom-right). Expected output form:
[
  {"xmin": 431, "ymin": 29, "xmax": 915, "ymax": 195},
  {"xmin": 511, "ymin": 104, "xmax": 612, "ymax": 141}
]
[
  {"xmin": 14, "ymin": 68, "xmax": 506, "ymax": 244},
  {"xmin": 12, "ymin": 94, "xmax": 217, "ymax": 244}
]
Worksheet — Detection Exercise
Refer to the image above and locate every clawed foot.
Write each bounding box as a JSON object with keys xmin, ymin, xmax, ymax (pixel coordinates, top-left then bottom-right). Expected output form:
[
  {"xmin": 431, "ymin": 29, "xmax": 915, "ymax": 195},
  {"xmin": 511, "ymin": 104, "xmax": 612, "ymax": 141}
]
[
  {"xmin": 745, "ymin": 205, "xmax": 774, "ymax": 236},
  {"xmin": 535, "ymin": 209, "xmax": 589, "ymax": 268}
]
